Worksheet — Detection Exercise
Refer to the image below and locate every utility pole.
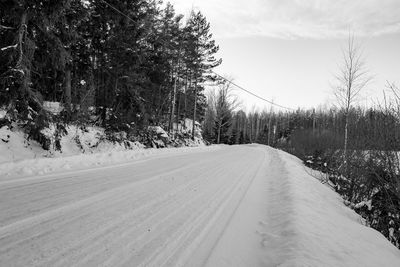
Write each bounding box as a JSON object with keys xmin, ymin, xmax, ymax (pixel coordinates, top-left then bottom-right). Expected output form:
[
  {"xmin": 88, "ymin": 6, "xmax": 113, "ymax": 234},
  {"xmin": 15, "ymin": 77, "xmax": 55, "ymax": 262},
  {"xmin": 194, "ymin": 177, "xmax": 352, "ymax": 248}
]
[
  {"xmin": 267, "ymin": 101, "xmax": 274, "ymax": 146},
  {"xmin": 312, "ymin": 108, "xmax": 316, "ymax": 133}
]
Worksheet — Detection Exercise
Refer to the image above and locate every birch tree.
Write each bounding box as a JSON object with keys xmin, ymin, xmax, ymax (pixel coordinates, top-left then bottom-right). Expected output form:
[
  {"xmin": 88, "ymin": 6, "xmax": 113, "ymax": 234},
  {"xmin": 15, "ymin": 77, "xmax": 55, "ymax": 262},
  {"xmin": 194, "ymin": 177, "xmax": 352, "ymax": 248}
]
[{"xmin": 334, "ymin": 35, "xmax": 371, "ymax": 168}]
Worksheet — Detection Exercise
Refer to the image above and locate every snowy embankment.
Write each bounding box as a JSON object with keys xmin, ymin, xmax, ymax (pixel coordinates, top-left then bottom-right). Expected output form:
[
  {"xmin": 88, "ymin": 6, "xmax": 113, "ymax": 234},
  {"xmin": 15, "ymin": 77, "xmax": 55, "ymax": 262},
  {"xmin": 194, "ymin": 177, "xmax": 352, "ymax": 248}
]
[
  {"xmin": 0, "ymin": 116, "xmax": 206, "ymax": 179},
  {"xmin": 268, "ymin": 150, "xmax": 400, "ymax": 266},
  {"xmin": 205, "ymin": 147, "xmax": 400, "ymax": 266},
  {"xmin": 0, "ymin": 144, "xmax": 220, "ymax": 181},
  {"xmin": 0, "ymin": 145, "xmax": 399, "ymax": 266}
]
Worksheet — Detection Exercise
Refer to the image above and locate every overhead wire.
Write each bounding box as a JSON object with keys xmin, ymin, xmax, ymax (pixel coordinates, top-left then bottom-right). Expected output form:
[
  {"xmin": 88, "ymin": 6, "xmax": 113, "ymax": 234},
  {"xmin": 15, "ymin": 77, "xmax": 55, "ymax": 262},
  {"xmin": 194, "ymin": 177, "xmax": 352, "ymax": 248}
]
[
  {"xmin": 211, "ymin": 71, "xmax": 295, "ymax": 110},
  {"xmin": 99, "ymin": 0, "xmax": 137, "ymax": 24}
]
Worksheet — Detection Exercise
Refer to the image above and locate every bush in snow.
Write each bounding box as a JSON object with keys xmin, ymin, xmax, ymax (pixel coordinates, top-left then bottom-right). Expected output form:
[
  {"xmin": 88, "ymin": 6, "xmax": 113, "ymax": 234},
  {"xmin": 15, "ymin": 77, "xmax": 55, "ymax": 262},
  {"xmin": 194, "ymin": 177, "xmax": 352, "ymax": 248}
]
[{"xmin": 302, "ymin": 149, "xmax": 400, "ymax": 249}]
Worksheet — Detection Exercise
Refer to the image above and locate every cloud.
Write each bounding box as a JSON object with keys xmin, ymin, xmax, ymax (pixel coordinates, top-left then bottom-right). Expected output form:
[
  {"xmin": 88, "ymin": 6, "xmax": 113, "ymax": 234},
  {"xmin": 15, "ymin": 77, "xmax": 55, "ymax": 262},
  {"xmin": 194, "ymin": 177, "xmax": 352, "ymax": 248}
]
[{"xmin": 168, "ymin": 0, "xmax": 400, "ymax": 39}]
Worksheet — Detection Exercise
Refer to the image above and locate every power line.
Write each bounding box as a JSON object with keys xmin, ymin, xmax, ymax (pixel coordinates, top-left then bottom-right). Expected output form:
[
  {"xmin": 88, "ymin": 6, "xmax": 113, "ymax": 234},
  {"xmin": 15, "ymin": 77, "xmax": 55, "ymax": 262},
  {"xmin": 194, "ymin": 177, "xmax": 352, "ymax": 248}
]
[
  {"xmin": 100, "ymin": 0, "xmax": 137, "ymax": 24},
  {"xmin": 211, "ymin": 71, "xmax": 295, "ymax": 111},
  {"xmin": 100, "ymin": 0, "xmax": 295, "ymax": 111}
]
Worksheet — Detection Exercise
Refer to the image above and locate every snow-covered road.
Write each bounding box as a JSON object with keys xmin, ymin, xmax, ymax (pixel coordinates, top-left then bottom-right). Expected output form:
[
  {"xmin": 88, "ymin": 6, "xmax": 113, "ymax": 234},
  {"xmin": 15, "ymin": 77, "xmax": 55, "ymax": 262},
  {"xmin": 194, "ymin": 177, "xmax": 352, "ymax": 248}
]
[{"xmin": 1, "ymin": 145, "xmax": 400, "ymax": 266}]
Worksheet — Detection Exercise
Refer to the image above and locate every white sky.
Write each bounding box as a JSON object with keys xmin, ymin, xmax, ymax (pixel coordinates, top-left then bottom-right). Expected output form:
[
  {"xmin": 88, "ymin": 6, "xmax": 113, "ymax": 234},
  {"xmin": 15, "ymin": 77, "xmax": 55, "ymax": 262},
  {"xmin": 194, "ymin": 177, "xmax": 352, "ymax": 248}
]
[{"xmin": 168, "ymin": 0, "xmax": 400, "ymax": 111}]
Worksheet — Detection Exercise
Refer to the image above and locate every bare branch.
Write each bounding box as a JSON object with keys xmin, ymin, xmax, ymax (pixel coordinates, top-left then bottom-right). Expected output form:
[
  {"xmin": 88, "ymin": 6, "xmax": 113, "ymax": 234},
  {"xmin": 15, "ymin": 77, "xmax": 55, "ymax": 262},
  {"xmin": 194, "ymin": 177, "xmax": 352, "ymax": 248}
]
[
  {"xmin": 0, "ymin": 25, "xmax": 14, "ymax": 30},
  {"xmin": 1, "ymin": 44, "xmax": 18, "ymax": 52},
  {"xmin": 333, "ymin": 35, "xmax": 372, "ymax": 111}
]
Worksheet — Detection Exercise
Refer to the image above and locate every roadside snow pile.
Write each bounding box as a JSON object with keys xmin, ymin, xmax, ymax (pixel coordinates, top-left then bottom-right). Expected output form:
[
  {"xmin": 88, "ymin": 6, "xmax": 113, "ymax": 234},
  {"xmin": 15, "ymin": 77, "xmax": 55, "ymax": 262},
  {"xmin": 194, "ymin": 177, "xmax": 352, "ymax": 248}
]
[
  {"xmin": 41, "ymin": 124, "xmax": 144, "ymax": 155},
  {"xmin": 173, "ymin": 118, "xmax": 202, "ymax": 137},
  {"xmin": 0, "ymin": 123, "xmax": 146, "ymax": 177},
  {"xmin": 147, "ymin": 126, "xmax": 170, "ymax": 147},
  {"xmin": 43, "ymin": 101, "xmax": 64, "ymax": 115},
  {"xmin": 0, "ymin": 109, "xmax": 6, "ymax": 119},
  {"xmin": 171, "ymin": 118, "xmax": 205, "ymax": 147},
  {"xmin": 145, "ymin": 119, "xmax": 206, "ymax": 148},
  {"xmin": 0, "ymin": 125, "xmax": 45, "ymax": 163},
  {"xmin": 0, "ymin": 121, "xmax": 215, "ymax": 179},
  {"xmin": 0, "ymin": 124, "xmax": 143, "ymax": 164},
  {"xmin": 0, "ymin": 117, "xmax": 208, "ymax": 170},
  {"xmin": 274, "ymin": 150, "xmax": 400, "ymax": 266},
  {"xmin": 0, "ymin": 142, "xmax": 222, "ymax": 180},
  {"xmin": 148, "ymin": 126, "xmax": 169, "ymax": 138}
]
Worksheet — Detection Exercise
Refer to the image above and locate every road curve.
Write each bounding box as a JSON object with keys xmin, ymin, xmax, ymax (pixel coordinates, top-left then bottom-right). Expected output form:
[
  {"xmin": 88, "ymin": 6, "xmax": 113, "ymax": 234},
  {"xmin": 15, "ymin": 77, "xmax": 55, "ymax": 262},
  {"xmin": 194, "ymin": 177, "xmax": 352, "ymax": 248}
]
[{"xmin": 0, "ymin": 145, "xmax": 270, "ymax": 266}]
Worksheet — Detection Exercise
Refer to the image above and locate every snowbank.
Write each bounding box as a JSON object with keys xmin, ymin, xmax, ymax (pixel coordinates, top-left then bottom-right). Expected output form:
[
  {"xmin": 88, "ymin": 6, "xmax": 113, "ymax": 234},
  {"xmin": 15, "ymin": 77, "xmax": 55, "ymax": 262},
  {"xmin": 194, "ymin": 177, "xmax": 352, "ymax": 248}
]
[
  {"xmin": 274, "ymin": 149, "xmax": 400, "ymax": 266},
  {"xmin": 0, "ymin": 124, "xmax": 142, "ymax": 164},
  {"xmin": 0, "ymin": 109, "xmax": 6, "ymax": 119},
  {"xmin": 43, "ymin": 101, "xmax": 64, "ymax": 115},
  {"xmin": 0, "ymin": 122, "xmax": 212, "ymax": 179},
  {"xmin": 0, "ymin": 144, "xmax": 222, "ymax": 181},
  {"xmin": 1, "ymin": 125, "xmax": 45, "ymax": 163},
  {"xmin": 173, "ymin": 118, "xmax": 202, "ymax": 137}
]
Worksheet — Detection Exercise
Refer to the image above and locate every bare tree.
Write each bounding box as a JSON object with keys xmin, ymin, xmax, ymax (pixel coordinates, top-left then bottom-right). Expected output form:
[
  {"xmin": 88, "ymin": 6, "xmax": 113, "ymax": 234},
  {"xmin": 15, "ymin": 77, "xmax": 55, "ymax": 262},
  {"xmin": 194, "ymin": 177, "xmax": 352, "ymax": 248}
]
[
  {"xmin": 205, "ymin": 80, "xmax": 240, "ymax": 144},
  {"xmin": 203, "ymin": 88, "xmax": 217, "ymax": 139},
  {"xmin": 387, "ymin": 81, "xmax": 400, "ymax": 120},
  {"xmin": 334, "ymin": 34, "xmax": 372, "ymax": 167},
  {"xmin": 216, "ymin": 81, "xmax": 240, "ymax": 143}
]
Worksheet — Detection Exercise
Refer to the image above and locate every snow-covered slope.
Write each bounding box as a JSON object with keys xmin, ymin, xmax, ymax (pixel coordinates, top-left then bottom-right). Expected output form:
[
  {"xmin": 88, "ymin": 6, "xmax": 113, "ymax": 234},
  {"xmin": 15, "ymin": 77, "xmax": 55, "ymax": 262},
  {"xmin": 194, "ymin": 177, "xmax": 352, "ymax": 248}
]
[
  {"xmin": 0, "ymin": 120, "xmax": 206, "ymax": 178},
  {"xmin": 0, "ymin": 124, "xmax": 144, "ymax": 164},
  {"xmin": 205, "ymin": 147, "xmax": 400, "ymax": 266},
  {"xmin": 258, "ymin": 150, "xmax": 400, "ymax": 266},
  {"xmin": 0, "ymin": 145, "xmax": 399, "ymax": 266}
]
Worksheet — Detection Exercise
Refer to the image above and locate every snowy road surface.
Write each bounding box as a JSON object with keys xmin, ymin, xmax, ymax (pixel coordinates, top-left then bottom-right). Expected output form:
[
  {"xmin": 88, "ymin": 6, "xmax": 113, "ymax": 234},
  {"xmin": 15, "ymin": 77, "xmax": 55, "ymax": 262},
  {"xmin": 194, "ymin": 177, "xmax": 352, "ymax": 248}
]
[{"xmin": 1, "ymin": 145, "xmax": 400, "ymax": 266}]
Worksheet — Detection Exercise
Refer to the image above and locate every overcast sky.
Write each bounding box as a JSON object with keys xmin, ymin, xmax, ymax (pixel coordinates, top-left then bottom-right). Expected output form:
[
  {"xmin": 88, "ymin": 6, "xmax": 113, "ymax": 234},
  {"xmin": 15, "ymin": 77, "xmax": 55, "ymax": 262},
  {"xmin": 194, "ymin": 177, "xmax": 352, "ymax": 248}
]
[{"xmin": 169, "ymin": 0, "xmax": 400, "ymax": 111}]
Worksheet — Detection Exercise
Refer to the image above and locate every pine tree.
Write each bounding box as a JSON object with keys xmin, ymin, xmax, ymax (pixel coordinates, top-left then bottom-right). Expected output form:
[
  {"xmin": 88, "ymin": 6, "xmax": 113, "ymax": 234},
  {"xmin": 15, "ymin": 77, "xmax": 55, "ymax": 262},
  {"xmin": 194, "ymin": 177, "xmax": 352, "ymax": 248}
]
[{"xmin": 184, "ymin": 11, "xmax": 221, "ymax": 139}]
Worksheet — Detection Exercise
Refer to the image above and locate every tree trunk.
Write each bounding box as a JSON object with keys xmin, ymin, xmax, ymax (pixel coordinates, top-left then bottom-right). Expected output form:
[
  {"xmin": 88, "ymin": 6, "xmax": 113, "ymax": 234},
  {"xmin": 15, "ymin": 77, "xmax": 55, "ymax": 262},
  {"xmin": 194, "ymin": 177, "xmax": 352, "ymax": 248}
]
[
  {"xmin": 168, "ymin": 72, "xmax": 178, "ymax": 137},
  {"xmin": 256, "ymin": 116, "xmax": 260, "ymax": 141},
  {"xmin": 192, "ymin": 80, "xmax": 197, "ymax": 140},
  {"xmin": 344, "ymin": 112, "xmax": 349, "ymax": 167},
  {"xmin": 267, "ymin": 114, "xmax": 272, "ymax": 146},
  {"xmin": 65, "ymin": 67, "xmax": 72, "ymax": 113},
  {"xmin": 17, "ymin": 11, "xmax": 27, "ymax": 68},
  {"xmin": 184, "ymin": 71, "xmax": 190, "ymax": 128},
  {"xmin": 313, "ymin": 108, "xmax": 316, "ymax": 133},
  {"xmin": 217, "ymin": 121, "xmax": 221, "ymax": 144},
  {"xmin": 176, "ymin": 90, "xmax": 181, "ymax": 134},
  {"xmin": 157, "ymin": 85, "xmax": 162, "ymax": 121},
  {"xmin": 249, "ymin": 117, "xmax": 253, "ymax": 143},
  {"xmin": 17, "ymin": 11, "xmax": 29, "ymax": 96}
]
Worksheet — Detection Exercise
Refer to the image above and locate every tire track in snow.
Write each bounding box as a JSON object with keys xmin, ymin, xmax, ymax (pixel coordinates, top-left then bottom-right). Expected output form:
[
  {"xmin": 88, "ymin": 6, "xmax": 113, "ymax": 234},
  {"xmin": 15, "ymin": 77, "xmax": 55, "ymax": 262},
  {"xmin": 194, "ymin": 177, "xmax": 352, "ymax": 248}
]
[
  {"xmin": 0, "ymin": 146, "xmax": 268, "ymax": 266},
  {"xmin": 0, "ymin": 152, "xmax": 220, "ymax": 227},
  {"xmin": 164, "ymin": 148, "xmax": 268, "ymax": 267},
  {"xmin": 137, "ymin": 161, "xmax": 259, "ymax": 266},
  {"xmin": 256, "ymin": 148, "xmax": 298, "ymax": 266},
  {"xmin": 52, "ymin": 160, "xmax": 230, "ymax": 266},
  {"xmin": 0, "ymin": 153, "xmax": 230, "ymax": 265},
  {"xmin": 86, "ymin": 153, "xmax": 261, "ymax": 266}
]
